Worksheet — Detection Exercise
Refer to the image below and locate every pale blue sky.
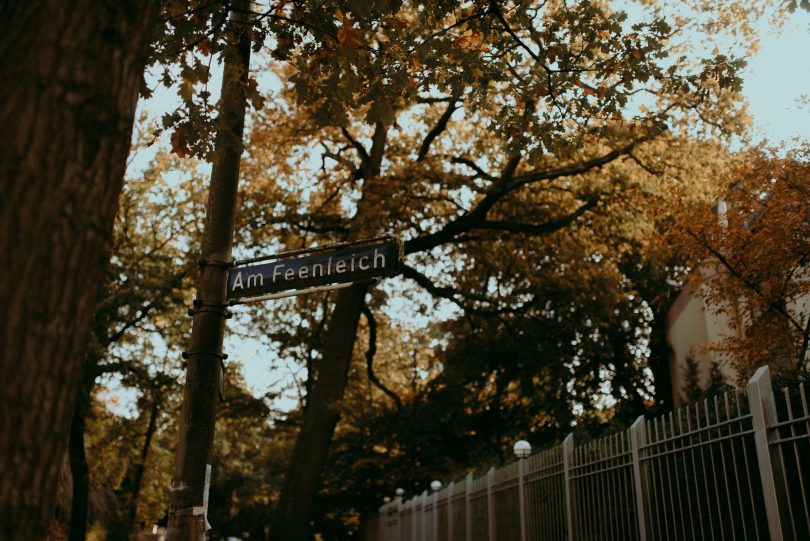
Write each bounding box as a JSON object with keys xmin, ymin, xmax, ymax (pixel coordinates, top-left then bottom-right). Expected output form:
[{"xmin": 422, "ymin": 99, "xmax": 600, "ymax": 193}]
[{"xmin": 742, "ymin": 11, "xmax": 809, "ymax": 148}]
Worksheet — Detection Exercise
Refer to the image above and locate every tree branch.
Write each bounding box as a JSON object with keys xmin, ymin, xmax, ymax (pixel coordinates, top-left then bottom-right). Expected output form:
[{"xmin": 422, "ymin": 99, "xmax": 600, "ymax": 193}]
[
  {"xmin": 405, "ymin": 135, "xmax": 652, "ymax": 255},
  {"xmin": 475, "ymin": 196, "xmax": 600, "ymax": 235},
  {"xmin": 340, "ymin": 127, "xmax": 370, "ymax": 168},
  {"xmin": 451, "ymin": 157, "xmax": 496, "ymax": 181},
  {"xmin": 417, "ymin": 95, "xmax": 461, "ymax": 162},
  {"xmin": 361, "ymin": 303, "xmax": 402, "ymax": 409},
  {"xmin": 688, "ymin": 229, "xmax": 805, "ymax": 334},
  {"xmin": 399, "ymin": 265, "xmax": 537, "ymax": 317}
]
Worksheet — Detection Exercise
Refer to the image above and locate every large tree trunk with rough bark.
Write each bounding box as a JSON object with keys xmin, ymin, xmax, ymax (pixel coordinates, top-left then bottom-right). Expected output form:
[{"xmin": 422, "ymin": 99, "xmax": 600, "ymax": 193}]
[
  {"xmin": 270, "ymin": 285, "xmax": 369, "ymax": 541},
  {"xmin": 270, "ymin": 123, "xmax": 389, "ymax": 541},
  {"xmin": 0, "ymin": 2, "xmax": 158, "ymax": 538}
]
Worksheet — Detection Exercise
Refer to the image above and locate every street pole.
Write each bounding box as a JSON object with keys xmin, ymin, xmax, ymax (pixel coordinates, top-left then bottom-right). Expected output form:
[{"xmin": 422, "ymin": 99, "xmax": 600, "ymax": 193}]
[{"xmin": 166, "ymin": 3, "xmax": 252, "ymax": 539}]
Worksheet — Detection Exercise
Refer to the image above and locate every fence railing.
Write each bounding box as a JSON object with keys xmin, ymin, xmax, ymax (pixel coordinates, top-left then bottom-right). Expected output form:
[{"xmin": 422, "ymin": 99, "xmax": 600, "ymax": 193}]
[{"xmin": 366, "ymin": 365, "xmax": 810, "ymax": 541}]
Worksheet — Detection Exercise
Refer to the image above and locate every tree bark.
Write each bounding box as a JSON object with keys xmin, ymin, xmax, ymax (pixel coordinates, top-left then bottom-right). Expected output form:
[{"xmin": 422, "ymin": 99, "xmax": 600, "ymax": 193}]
[
  {"xmin": 270, "ymin": 123, "xmax": 389, "ymax": 541},
  {"xmin": 269, "ymin": 285, "xmax": 369, "ymax": 541},
  {"xmin": 68, "ymin": 397, "xmax": 90, "ymax": 541},
  {"xmin": 0, "ymin": 2, "xmax": 158, "ymax": 538}
]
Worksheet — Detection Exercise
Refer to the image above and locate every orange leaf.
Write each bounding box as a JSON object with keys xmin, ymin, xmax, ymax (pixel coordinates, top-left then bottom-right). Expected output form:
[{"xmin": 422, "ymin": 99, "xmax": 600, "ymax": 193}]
[
  {"xmin": 338, "ymin": 20, "xmax": 361, "ymax": 49},
  {"xmin": 171, "ymin": 128, "xmax": 191, "ymax": 158}
]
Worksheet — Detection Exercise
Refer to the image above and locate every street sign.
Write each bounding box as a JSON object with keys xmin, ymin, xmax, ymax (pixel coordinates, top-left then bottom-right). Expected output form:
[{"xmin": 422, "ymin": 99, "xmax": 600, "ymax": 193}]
[{"xmin": 227, "ymin": 234, "xmax": 402, "ymax": 303}]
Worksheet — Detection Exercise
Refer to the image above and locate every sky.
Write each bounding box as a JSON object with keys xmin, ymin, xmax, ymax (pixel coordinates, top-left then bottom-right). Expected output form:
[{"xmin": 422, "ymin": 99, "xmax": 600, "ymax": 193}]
[
  {"xmin": 122, "ymin": 6, "xmax": 810, "ymax": 414},
  {"xmin": 742, "ymin": 11, "xmax": 809, "ymax": 148}
]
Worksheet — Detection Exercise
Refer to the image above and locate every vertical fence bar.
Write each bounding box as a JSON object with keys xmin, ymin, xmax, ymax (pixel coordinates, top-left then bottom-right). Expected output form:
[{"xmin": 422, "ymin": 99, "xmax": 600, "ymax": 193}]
[
  {"xmin": 411, "ymin": 494, "xmax": 417, "ymax": 541},
  {"xmin": 447, "ymin": 485, "xmax": 451, "ymax": 541},
  {"xmin": 486, "ymin": 468, "xmax": 496, "ymax": 541},
  {"xmin": 747, "ymin": 365, "xmax": 789, "ymax": 541},
  {"xmin": 562, "ymin": 434, "xmax": 574, "ymax": 541},
  {"xmin": 434, "ymin": 488, "xmax": 439, "ymax": 541},
  {"xmin": 465, "ymin": 473, "xmax": 473, "ymax": 541},
  {"xmin": 424, "ymin": 490, "xmax": 431, "ymax": 541},
  {"xmin": 517, "ymin": 458, "xmax": 528, "ymax": 541},
  {"xmin": 629, "ymin": 415, "xmax": 649, "ymax": 541}
]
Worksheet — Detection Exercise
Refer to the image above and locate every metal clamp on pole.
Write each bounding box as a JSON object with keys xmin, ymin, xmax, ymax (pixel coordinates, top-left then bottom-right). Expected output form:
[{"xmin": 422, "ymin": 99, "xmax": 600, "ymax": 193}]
[
  {"xmin": 198, "ymin": 257, "xmax": 234, "ymax": 270},
  {"xmin": 181, "ymin": 351, "xmax": 228, "ymax": 402},
  {"xmin": 182, "ymin": 351, "xmax": 228, "ymax": 361},
  {"xmin": 188, "ymin": 299, "xmax": 233, "ymax": 318}
]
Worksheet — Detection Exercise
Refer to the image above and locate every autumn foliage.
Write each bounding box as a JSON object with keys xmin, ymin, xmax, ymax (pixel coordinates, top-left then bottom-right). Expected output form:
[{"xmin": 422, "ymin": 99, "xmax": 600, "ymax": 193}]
[{"xmin": 669, "ymin": 148, "xmax": 810, "ymax": 379}]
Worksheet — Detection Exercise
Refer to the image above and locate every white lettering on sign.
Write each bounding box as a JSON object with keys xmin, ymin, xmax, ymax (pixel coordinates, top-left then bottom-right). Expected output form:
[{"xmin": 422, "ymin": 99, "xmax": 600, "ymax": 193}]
[
  {"xmin": 246, "ymin": 273, "xmax": 263, "ymax": 288},
  {"xmin": 229, "ymin": 244, "xmax": 393, "ymax": 299}
]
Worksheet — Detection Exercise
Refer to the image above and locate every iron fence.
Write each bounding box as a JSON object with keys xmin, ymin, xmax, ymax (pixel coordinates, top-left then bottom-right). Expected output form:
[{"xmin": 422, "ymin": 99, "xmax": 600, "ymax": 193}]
[{"xmin": 367, "ymin": 365, "xmax": 809, "ymax": 541}]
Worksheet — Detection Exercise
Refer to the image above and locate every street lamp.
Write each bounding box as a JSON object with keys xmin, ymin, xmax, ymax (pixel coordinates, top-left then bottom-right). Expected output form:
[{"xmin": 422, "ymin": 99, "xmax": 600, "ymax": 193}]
[
  {"xmin": 384, "ymin": 496, "xmax": 391, "ymax": 503},
  {"xmin": 430, "ymin": 480, "xmax": 442, "ymax": 492},
  {"xmin": 513, "ymin": 439, "xmax": 532, "ymax": 459},
  {"xmin": 395, "ymin": 488, "xmax": 405, "ymax": 497}
]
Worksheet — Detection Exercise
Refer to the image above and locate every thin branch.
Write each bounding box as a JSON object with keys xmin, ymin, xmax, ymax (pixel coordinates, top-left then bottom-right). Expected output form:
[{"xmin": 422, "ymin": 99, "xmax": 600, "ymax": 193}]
[
  {"xmin": 399, "ymin": 266, "xmax": 537, "ymax": 318},
  {"xmin": 488, "ymin": 0, "xmax": 541, "ymax": 63},
  {"xmin": 688, "ymin": 229, "xmax": 805, "ymax": 334},
  {"xmin": 341, "ymin": 127, "xmax": 370, "ymax": 167},
  {"xmin": 361, "ymin": 303, "xmax": 402, "ymax": 409},
  {"xmin": 417, "ymin": 95, "xmax": 461, "ymax": 162},
  {"xmin": 475, "ymin": 196, "xmax": 600, "ymax": 235},
  {"xmin": 628, "ymin": 152, "xmax": 664, "ymax": 176},
  {"xmin": 451, "ymin": 157, "xmax": 496, "ymax": 181},
  {"xmin": 416, "ymin": 96, "xmax": 456, "ymax": 104}
]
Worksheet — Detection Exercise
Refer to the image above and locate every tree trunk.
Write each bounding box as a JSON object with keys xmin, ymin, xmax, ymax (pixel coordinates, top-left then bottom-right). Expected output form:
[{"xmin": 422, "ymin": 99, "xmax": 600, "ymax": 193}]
[
  {"xmin": 111, "ymin": 396, "xmax": 161, "ymax": 540},
  {"xmin": 270, "ymin": 122, "xmax": 389, "ymax": 541},
  {"xmin": 269, "ymin": 284, "xmax": 369, "ymax": 541},
  {"xmin": 648, "ymin": 306, "xmax": 674, "ymax": 411},
  {"xmin": 0, "ymin": 2, "xmax": 158, "ymax": 538},
  {"xmin": 68, "ymin": 398, "xmax": 89, "ymax": 541}
]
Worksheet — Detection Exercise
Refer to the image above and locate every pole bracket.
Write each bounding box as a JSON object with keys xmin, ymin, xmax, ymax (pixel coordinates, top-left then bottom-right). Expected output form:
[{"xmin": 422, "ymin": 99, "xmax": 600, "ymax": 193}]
[
  {"xmin": 198, "ymin": 257, "xmax": 234, "ymax": 270},
  {"xmin": 188, "ymin": 298, "xmax": 233, "ymax": 318},
  {"xmin": 182, "ymin": 351, "xmax": 229, "ymax": 361}
]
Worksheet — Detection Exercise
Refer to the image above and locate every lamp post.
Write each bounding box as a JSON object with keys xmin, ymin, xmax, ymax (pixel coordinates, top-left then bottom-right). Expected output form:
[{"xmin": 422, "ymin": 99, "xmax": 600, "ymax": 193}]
[{"xmin": 513, "ymin": 439, "xmax": 532, "ymax": 459}]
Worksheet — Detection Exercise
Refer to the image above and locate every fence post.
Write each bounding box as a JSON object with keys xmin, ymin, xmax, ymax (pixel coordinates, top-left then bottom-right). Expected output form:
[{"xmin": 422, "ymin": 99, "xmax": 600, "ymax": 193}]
[
  {"xmin": 562, "ymin": 434, "xmax": 575, "ymax": 541},
  {"xmin": 422, "ymin": 490, "xmax": 429, "ymax": 541},
  {"xmin": 748, "ymin": 365, "xmax": 789, "ymax": 541},
  {"xmin": 396, "ymin": 495, "xmax": 403, "ymax": 541},
  {"xmin": 433, "ymin": 488, "xmax": 438, "ymax": 541},
  {"xmin": 378, "ymin": 503, "xmax": 385, "ymax": 541},
  {"xmin": 517, "ymin": 458, "xmax": 528, "ymax": 541},
  {"xmin": 629, "ymin": 416, "xmax": 649, "ymax": 541},
  {"xmin": 413, "ymin": 493, "xmax": 418, "ymax": 541},
  {"xmin": 486, "ymin": 467, "xmax": 496, "ymax": 541},
  {"xmin": 465, "ymin": 473, "xmax": 473, "ymax": 541},
  {"xmin": 448, "ymin": 481, "xmax": 454, "ymax": 541}
]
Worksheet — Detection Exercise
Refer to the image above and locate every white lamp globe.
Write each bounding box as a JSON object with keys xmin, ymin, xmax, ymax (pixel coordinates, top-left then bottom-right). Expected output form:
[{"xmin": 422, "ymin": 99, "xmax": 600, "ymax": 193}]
[
  {"xmin": 430, "ymin": 480, "xmax": 442, "ymax": 492},
  {"xmin": 513, "ymin": 440, "xmax": 532, "ymax": 459},
  {"xmin": 395, "ymin": 488, "xmax": 405, "ymax": 497},
  {"xmin": 384, "ymin": 496, "xmax": 391, "ymax": 503}
]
